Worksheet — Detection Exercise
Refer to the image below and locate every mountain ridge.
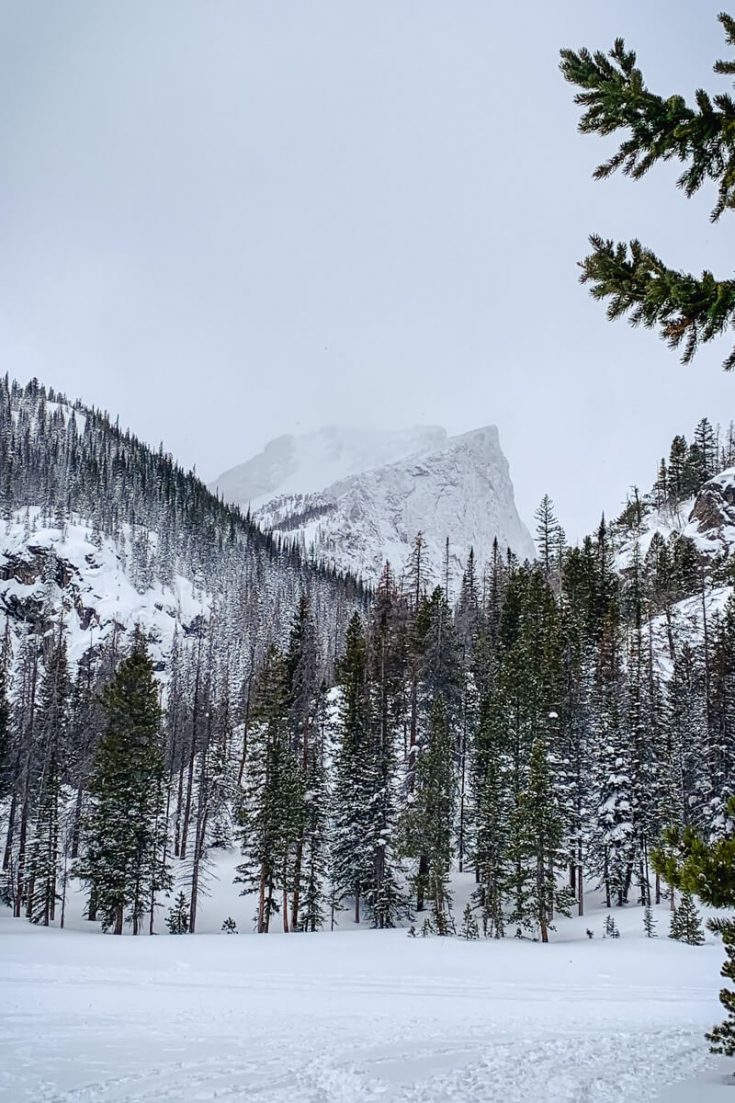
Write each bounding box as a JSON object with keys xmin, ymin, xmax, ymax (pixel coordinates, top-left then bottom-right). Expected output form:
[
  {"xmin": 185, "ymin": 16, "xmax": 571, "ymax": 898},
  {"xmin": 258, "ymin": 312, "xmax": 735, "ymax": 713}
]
[{"xmin": 215, "ymin": 423, "xmax": 535, "ymax": 590}]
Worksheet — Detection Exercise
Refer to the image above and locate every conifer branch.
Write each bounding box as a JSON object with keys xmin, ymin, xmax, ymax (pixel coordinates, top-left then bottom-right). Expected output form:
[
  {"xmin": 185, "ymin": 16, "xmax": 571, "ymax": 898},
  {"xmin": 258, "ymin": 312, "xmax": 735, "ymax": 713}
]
[
  {"xmin": 561, "ymin": 12, "xmax": 735, "ymax": 370},
  {"xmin": 580, "ymin": 236, "xmax": 735, "ymax": 370}
]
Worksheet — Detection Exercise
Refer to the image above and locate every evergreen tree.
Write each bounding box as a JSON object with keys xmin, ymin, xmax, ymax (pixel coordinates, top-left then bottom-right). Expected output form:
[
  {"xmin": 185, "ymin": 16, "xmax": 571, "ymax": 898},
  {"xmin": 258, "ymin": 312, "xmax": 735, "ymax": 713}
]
[
  {"xmin": 367, "ymin": 567, "xmax": 410, "ymax": 928},
  {"xmin": 509, "ymin": 738, "xmax": 574, "ymax": 942},
  {"xmin": 25, "ymin": 627, "xmax": 71, "ymax": 926},
  {"xmin": 460, "ymin": 901, "xmax": 480, "ymax": 940},
  {"xmin": 603, "ymin": 914, "xmax": 620, "ymax": 939},
  {"xmin": 235, "ymin": 645, "xmax": 304, "ymax": 933},
  {"xmin": 402, "ymin": 696, "xmax": 455, "ymax": 934},
  {"xmin": 76, "ymin": 642, "xmax": 171, "ymax": 934},
  {"xmin": 166, "ymin": 891, "xmax": 190, "ymax": 934},
  {"xmin": 707, "ymin": 917, "xmax": 735, "ymax": 1064},
  {"xmin": 535, "ymin": 494, "xmax": 564, "ymax": 588},
  {"xmin": 643, "ymin": 904, "xmax": 657, "ymax": 938},
  {"xmin": 669, "ymin": 893, "xmax": 705, "ymax": 946},
  {"xmin": 470, "ymin": 695, "xmax": 512, "ymax": 938},
  {"xmin": 329, "ymin": 615, "xmax": 374, "ymax": 925}
]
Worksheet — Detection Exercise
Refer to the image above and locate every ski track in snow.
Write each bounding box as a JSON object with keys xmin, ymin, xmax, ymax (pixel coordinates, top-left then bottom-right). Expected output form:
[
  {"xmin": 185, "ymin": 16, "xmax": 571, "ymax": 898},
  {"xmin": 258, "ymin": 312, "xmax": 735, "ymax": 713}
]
[{"xmin": 0, "ymin": 912, "xmax": 729, "ymax": 1103}]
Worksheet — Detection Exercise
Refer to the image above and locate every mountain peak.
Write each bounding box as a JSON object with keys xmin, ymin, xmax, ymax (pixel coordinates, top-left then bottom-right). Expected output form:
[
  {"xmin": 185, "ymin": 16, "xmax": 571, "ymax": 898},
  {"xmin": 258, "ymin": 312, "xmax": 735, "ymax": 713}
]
[
  {"xmin": 211, "ymin": 424, "xmax": 448, "ymax": 509},
  {"xmin": 221, "ymin": 423, "xmax": 534, "ymax": 589}
]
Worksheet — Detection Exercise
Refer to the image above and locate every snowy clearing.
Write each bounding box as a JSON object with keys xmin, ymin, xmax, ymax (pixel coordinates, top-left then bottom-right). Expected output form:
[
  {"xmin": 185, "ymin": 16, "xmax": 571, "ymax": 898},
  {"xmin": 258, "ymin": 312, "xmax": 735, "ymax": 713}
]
[{"xmin": 1, "ymin": 902, "xmax": 733, "ymax": 1103}]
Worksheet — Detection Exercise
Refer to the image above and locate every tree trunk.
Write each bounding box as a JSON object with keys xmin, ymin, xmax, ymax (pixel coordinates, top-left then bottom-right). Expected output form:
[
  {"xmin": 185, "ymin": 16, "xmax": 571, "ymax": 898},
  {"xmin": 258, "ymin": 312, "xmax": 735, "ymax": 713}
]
[
  {"xmin": 258, "ymin": 869, "xmax": 267, "ymax": 934},
  {"xmin": 3, "ymin": 790, "xmax": 17, "ymax": 871},
  {"xmin": 417, "ymin": 855, "xmax": 428, "ymax": 912},
  {"xmin": 577, "ymin": 862, "xmax": 584, "ymax": 917},
  {"xmin": 13, "ymin": 796, "xmax": 29, "ymax": 918}
]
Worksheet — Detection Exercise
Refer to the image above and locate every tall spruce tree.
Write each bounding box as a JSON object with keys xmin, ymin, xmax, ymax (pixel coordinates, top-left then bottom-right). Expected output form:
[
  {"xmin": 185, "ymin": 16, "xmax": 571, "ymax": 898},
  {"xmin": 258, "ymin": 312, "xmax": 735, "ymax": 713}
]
[
  {"xmin": 330, "ymin": 614, "xmax": 374, "ymax": 924},
  {"xmin": 402, "ymin": 696, "xmax": 455, "ymax": 934},
  {"xmin": 509, "ymin": 738, "xmax": 574, "ymax": 942},
  {"xmin": 235, "ymin": 645, "xmax": 304, "ymax": 933},
  {"xmin": 76, "ymin": 639, "xmax": 171, "ymax": 934}
]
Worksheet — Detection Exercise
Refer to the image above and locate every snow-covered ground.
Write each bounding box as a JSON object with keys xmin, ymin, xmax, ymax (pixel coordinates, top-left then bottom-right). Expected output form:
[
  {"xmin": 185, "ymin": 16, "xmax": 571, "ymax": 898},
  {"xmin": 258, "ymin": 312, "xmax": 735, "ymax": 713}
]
[{"xmin": 1, "ymin": 892, "xmax": 732, "ymax": 1102}]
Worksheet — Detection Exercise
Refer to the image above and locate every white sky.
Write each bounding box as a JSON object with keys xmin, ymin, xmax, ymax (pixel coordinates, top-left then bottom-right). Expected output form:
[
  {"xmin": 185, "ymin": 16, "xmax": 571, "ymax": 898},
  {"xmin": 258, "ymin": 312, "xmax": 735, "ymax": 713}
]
[{"xmin": 1, "ymin": 1, "xmax": 733, "ymax": 540}]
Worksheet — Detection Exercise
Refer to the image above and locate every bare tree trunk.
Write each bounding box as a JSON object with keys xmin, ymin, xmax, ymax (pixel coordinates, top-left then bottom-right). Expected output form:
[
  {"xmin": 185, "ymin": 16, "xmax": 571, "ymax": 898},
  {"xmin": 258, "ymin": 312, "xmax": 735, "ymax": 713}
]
[
  {"xmin": 13, "ymin": 797, "xmax": 29, "ymax": 919},
  {"xmin": 3, "ymin": 790, "xmax": 17, "ymax": 871},
  {"xmin": 59, "ymin": 845, "xmax": 69, "ymax": 930},
  {"xmin": 237, "ymin": 666, "xmax": 254, "ymax": 787},
  {"xmin": 70, "ymin": 785, "xmax": 83, "ymax": 860},
  {"xmin": 180, "ymin": 646, "xmax": 203, "ymax": 860},
  {"xmin": 173, "ymin": 764, "xmax": 185, "ymax": 858},
  {"xmin": 577, "ymin": 862, "xmax": 584, "ymax": 917},
  {"xmin": 257, "ymin": 868, "xmax": 267, "ymax": 933},
  {"xmin": 458, "ymin": 710, "xmax": 468, "ymax": 874}
]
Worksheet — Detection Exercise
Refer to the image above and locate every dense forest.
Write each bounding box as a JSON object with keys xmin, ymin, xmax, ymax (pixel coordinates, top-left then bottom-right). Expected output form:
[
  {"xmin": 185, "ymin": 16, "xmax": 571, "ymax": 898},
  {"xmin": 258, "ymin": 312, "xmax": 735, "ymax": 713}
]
[{"xmin": 1, "ymin": 378, "xmax": 734, "ymax": 941}]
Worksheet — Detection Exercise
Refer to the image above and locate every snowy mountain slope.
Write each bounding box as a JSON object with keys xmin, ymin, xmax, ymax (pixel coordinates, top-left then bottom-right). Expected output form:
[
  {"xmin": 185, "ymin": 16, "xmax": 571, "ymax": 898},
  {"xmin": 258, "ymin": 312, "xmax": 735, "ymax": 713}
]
[
  {"xmin": 614, "ymin": 469, "xmax": 735, "ymax": 573},
  {"xmin": 0, "ymin": 378, "xmax": 366, "ymax": 687},
  {"xmin": 252, "ymin": 426, "xmax": 535, "ymax": 588},
  {"xmin": 211, "ymin": 424, "xmax": 448, "ymax": 511},
  {"xmin": 609, "ymin": 468, "xmax": 735, "ymax": 676},
  {"xmin": 0, "ymin": 511, "xmax": 209, "ymax": 674}
]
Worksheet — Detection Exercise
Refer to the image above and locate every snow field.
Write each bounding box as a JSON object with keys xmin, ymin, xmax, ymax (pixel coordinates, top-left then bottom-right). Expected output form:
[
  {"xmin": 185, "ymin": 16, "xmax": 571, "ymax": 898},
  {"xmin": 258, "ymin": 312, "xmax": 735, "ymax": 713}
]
[{"xmin": 1, "ymin": 889, "xmax": 732, "ymax": 1102}]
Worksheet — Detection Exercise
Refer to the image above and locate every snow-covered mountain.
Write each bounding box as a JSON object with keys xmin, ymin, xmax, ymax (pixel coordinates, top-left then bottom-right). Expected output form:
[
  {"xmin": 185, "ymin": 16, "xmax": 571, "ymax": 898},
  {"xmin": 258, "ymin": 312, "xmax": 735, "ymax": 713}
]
[
  {"xmin": 223, "ymin": 425, "xmax": 536, "ymax": 589},
  {"xmin": 0, "ymin": 379, "xmax": 365, "ymax": 682},
  {"xmin": 211, "ymin": 425, "xmax": 449, "ymax": 511}
]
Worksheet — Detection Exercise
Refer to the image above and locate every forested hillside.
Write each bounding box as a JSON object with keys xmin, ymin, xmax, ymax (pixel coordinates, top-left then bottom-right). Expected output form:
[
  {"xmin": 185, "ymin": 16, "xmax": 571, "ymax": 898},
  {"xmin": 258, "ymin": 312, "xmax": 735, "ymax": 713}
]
[{"xmin": 1, "ymin": 379, "xmax": 735, "ymax": 942}]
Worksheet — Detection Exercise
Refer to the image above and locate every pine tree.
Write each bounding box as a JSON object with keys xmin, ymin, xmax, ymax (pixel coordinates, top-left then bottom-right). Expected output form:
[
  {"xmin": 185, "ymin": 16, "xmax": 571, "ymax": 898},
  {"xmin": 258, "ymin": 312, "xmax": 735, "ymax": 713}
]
[
  {"xmin": 166, "ymin": 891, "xmax": 190, "ymax": 934},
  {"xmin": 235, "ymin": 645, "xmax": 304, "ymax": 934},
  {"xmin": 669, "ymin": 893, "xmax": 705, "ymax": 946},
  {"xmin": 27, "ymin": 629, "xmax": 71, "ymax": 926},
  {"xmin": 221, "ymin": 916, "xmax": 238, "ymax": 933},
  {"xmin": 561, "ymin": 13, "xmax": 735, "ymax": 371},
  {"xmin": 285, "ymin": 595, "xmax": 322, "ymax": 931},
  {"xmin": 707, "ymin": 917, "xmax": 735, "ymax": 1064},
  {"xmin": 402, "ymin": 696, "xmax": 455, "ymax": 935},
  {"xmin": 298, "ymin": 682, "xmax": 330, "ymax": 932},
  {"xmin": 535, "ymin": 494, "xmax": 564, "ymax": 588},
  {"xmin": 75, "ymin": 641, "xmax": 171, "ymax": 934},
  {"xmin": 367, "ymin": 568, "xmax": 410, "ymax": 929},
  {"xmin": 643, "ymin": 904, "xmax": 657, "ymax": 938},
  {"xmin": 603, "ymin": 913, "xmax": 620, "ymax": 939},
  {"xmin": 509, "ymin": 738, "xmax": 574, "ymax": 942},
  {"xmin": 460, "ymin": 901, "xmax": 480, "ymax": 940},
  {"xmin": 470, "ymin": 695, "xmax": 512, "ymax": 938},
  {"xmin": 330, "ymin": 615, "xmax": 374, "ymax": 925}
]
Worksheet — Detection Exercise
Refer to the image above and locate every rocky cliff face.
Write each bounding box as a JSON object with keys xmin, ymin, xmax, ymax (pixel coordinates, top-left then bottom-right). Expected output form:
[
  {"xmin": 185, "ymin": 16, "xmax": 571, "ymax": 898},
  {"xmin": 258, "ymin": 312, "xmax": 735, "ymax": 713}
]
[
  {"xmin": 686, "ymin": 468, "xmax": 735, "ymax": 556},
  {"xmin": 249, "ymin": 426, "xmax": 535, "ymax": 590},
  {"xmin": 0, "ymin": 516, "xmax": 208, "ymax": 671}
]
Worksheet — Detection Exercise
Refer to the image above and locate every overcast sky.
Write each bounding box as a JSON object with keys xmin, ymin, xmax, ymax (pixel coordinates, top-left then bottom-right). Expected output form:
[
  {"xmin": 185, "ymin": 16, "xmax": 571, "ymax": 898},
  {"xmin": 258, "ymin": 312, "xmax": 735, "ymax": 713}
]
[{"xmin": 1, "ymin": 1, "xmax": 734, "ymax": 540}]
